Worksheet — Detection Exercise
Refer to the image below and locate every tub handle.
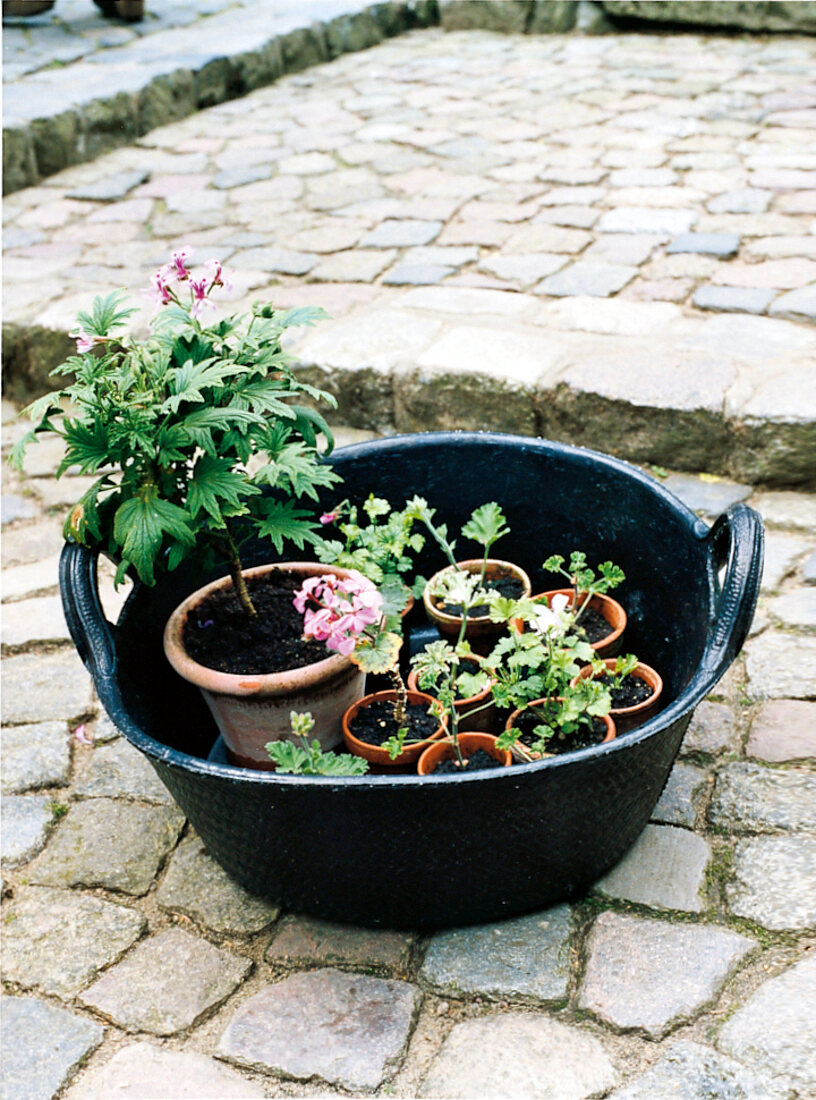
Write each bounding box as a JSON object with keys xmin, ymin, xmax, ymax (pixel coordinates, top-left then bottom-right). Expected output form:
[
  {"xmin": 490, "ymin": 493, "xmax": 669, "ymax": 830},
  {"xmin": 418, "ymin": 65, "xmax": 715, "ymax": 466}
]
[
  {"xmin": 700, "ymin": 503, "xmax": 764, "ymax": 684},
  {"xmin": 59, "ymin": 543, "xmax": 118, "ymax": 690}
]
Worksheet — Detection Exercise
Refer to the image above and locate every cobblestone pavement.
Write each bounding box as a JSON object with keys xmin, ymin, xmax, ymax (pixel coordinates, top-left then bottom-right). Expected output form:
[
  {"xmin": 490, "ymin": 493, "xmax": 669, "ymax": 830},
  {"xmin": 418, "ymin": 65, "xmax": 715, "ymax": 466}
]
[
  {"xmin": 3, "ymin": 19, "xmax": 816, "ymax": 1100},
  {"xmin": 3, "ymin": 26, "xmax": 816, "ymax": 484}
]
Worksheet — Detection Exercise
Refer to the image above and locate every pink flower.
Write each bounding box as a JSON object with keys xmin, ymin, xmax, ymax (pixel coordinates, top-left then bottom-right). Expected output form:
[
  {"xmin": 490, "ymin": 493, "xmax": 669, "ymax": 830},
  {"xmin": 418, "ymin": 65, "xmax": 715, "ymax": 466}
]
[
  {"xmin": 189, "ymin": 276, "xmax": 216, "ymax": 319},
  {"xmin": 203, "ymin": 258, "xmax": 232, "ymax": 292},
  {"xmin": 320, "ymin": 512, "xmax": 337, "ymax": 525},
  {"xmin": 295, "ymin": 573, "xmax": 383, "ymax": 657},
  {"xmin": 171, "ymin": 247, "xmax": 192, "ymax": 281},
  {"xmin": 74, "ymin": 723, "xmax": 93, "ymax": 745},
  {"xmin": 148, "ymin": 263, "xmax": 175, "ymax": 308},
  {"xmin": 70, "ymin": 327, "xmax": 96, "ymax": 354}
]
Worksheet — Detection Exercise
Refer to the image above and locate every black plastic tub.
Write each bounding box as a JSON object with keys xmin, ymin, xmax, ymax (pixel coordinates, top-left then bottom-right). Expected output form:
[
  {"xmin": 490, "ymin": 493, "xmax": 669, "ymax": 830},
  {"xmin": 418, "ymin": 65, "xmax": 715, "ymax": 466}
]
[{"xmin": 60, "ymin": 432, "xmax": 763, "ymax": 929}]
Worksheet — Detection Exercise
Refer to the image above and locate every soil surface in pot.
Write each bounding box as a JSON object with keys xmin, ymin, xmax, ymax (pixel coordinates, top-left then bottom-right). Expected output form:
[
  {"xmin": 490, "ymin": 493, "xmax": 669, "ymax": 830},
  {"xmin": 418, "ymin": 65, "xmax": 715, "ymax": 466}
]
[
  {"xmin": 350, "ymin": 699, "xmax": 438, "ymax": 747},
  {"xmin": 434, "ymin": 748, "xmax": 504, "ymax": 774},
  {"xmin": 181, "ymin": 570, "xmax": 327, "ymax": 675},
  {"xmin": 596, "ymin": 673, "xmax": 654, "ymax": 708},
  {"xmin": 514, "ymin": 712, "xmax": 609, "ymax": 754},
  {"xmin": 441, "ymin": 575, "xmax": 525, "ymax": 618},
  {"xmin": 573, "ymin": 606, "xmax": 614, "ymax": 644}
]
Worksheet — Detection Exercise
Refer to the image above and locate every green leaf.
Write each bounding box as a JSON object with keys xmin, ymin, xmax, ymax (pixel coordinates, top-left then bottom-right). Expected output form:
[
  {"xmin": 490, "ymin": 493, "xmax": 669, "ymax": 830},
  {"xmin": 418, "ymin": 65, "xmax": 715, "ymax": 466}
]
[
  {"xmin": 188, "ymin": 454, "xmax": 259, "ymax": 523},
  {"xmin": 59, "ymin": 419, "xmax": 111, "ymax": 475},
  {"xmin": 254, "ymin": 499, "xmax": 320, "ymax": 554},
  {"xmin": 75, "ymin": 289, "xmax": 137, "ymax": 337},
  {"xmin": 113, "ymin": 489, "xmax": 194, "ymax": 586},
  {"xmin": 350, "ymin": 631, "xmax": 402, "ymax": 675},
  {"xmin": 461, "ymin": 501, "xmax": 509, "ymax": 551}
]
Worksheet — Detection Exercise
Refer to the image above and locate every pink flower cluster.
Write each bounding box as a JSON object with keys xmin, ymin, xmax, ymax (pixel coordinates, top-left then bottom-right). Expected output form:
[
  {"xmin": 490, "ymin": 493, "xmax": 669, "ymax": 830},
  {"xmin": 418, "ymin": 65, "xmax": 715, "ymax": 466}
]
[
  {"xmin": 148, "ymin": 248, "xmax": 232, "ymax": 319},
  {"xmin": 294, "ymin": 572, "xmax": 382, "ymax": 657}
]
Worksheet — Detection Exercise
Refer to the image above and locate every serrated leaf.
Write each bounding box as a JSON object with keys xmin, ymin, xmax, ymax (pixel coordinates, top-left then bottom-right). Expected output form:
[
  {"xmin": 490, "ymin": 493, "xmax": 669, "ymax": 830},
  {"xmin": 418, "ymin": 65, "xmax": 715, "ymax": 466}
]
[
  {"xmin": 113, "ymin": 490, "xmax": 194, "ymax": 586},
  {"xmin": 59, "ymin": 419, "xmax": 111, "ymax": 475},
  {"xmin": 254, "ymin": 498, "xmax": 319, "ymax": 554},
  {"xmin": 350, "ymin": 631, "xmax": 402, "ymax": 675},
  {"xmin": 188, "ymin": 454, "xmax": 259, "ymax": 523}
]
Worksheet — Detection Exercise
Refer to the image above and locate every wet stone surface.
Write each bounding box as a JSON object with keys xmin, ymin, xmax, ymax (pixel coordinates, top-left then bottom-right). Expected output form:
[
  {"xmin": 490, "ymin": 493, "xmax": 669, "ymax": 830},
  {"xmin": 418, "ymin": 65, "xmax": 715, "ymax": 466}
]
[
  {"xmin": 1, "ymin": 885, "xmax": 146, "ymax": 997},
  {"xmin": 726, "ymin": 835, "xmax": 816, "ymax": 930},
  {"xmin": 217, "ymin": 968, "xmax": 418, "ymax": 1091},
  {"xmin": 80, "ymin": 928, "xmax": 251, "ymax": 1035},
  {"xmin": 579, "ymin": 912, "xmax": 754, "ymax": 1038},
  {"xmin": 157, "ymin": 836, "xmax": 280, "ymax": 935},
  {"xmin": 419, "ymin": 905, "xmax": 572, "ymax": 1003}
]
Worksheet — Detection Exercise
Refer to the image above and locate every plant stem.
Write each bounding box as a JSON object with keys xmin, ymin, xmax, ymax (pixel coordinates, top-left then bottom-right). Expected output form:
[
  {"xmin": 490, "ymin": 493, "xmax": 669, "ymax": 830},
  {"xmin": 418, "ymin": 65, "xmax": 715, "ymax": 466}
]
[
  {"xmin": 224, "ymin": 528, "xmax": 257, "ymax": 618},
  {"xmin": 388, "ymin": 667, "xmax": 407, "ymax": 725}
]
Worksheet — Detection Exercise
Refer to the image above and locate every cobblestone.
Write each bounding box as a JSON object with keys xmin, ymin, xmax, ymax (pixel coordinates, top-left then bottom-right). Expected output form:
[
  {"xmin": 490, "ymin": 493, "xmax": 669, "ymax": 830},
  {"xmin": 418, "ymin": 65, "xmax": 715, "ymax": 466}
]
[
  {"xmin": 747, "ymin": 700, "xmax": 816, "ymax": 761},
  {"xmin": 0, "ymin": 649, "xmax": 93, "ymax": 725},
  {"xmin": 692, "ymin": 285, "xmax": 776, "ymax": 315},
  {"xmin": 708, "ymin": 762, "xmax": 816, "ymax": 833},
  {"xmin": 650, "ymin": 763, "xmax": 710, "ymax": 828},
  {"xmin": 420, "ymin": 1014, "xmax": 617, "ymax": 1100},
  {"xmin": 680, "ymin": 701, "xmax": 739, "ymax": 756},
  {"xmin": 1, "ymin": 996, "xmax": 104, "ymax": 1100},
  {"xmin": 419, "ymin": 906, "xmax": 572, "ymax": 1004},
  {"xmin": 0, "ymin": 720, "xmax": 71, "ymax": 793},
  {"xmin": 0, "ymin": 794, "xmax": 54, "ymax": 865},
  {"xmin": 745, "ymin": 632, "xmax": 816, "ymax": 700},
  {"xmin": 726, "ymin": 835, "xmax": 816, "ymax": 930},
  {"xmin": 80, "ymin": 927, "xmax": 250, "ymax": 1035},
  {"xmin": 1, "ymin": 886, "xmax": 145, "ymax": 998},
  {"xmin": 718, "ymin": 955, "xmax": 816, "ymax": 1092},
  {"xmin": 579, "ymin": 912, "xmax": 754, "ymax": 1038},
  {"xmin": 267, "ymin": 913, "xmax": 413, "ymax": 972},
  {"xmin": 217, "ymin": 968, "xmax": 418, "ymax": 1090},
  {"xmin": 595, "ymin": 825, "xmax": 710, "ymax": 912},
  {"xmin": 73, "ymin": 737, "xmax": 174, "ymax": 804}
]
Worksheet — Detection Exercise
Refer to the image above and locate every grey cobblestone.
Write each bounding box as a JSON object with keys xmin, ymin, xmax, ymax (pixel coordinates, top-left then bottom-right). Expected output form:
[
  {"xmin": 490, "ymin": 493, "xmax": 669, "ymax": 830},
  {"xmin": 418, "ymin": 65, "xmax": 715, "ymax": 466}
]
[
  {"xmin": 595, "ymin": 825, "xmax": 710, "ymax": 912},
  {"xmin": 267, "ymin": 913, "xmax": 413, "ymax": 972},
  {"xmin": 726, "ymin": 835, "xmax": 816, "ymax": 930},
  {"xmin": 1, "ymin": 996, "xmax": 104, "ymax": 1100},
  {"xmin": 0, "ymin": 721, "xmax": 71, "ymax": 793},
  {"xmin": 708, "ymin": 762, "xmax": 816, "ymax": 833}
]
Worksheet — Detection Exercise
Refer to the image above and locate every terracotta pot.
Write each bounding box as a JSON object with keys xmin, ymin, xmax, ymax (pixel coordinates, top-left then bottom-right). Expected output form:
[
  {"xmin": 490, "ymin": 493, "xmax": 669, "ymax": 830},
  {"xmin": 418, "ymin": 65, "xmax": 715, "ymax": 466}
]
[
  {"xmin": 572, "ymin": 659, "xmax": 663, "ymax": 734},
  {"xmin": 407, "ymin": 659, "xmax": 496, "ymax": 734},
  {"xmin": 423, "ymin": 558, "xmax": 532, "ymax": 656},
  {"xmin": 513, "ymin": 588, "xmax": 626, "ymax": 658},
  {"xmin": 163, "ymin": 562, "xmax": 366, "ymax": 770},
  {"xmin": 417, "ymin": 732, "xmax": 511, "ymax": 776},
  {"xmin": 342, "ymin": 690, "xmax": 445, "ymax": 767},
  {"xmin": 505, "ymin": 699, "xmax": 616, "ymax": 761}
]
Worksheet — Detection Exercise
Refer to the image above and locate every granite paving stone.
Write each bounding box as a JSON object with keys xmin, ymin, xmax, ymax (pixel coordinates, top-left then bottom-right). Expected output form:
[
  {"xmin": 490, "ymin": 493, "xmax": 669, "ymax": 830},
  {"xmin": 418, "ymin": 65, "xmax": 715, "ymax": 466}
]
[
  {"xmin": 751, "ymin": 492, "xmax": 816, "ymax": 533},
  {"xmin": 419, "ymin": 906, "xmax": 572, "ymax": 1004},
  {"xmin": 711, "ymin": 258, "xmax": 816, "ymax": 289},
  {"xmin": 1, "ymin": 593, "xmax": 70, "ymax": 647},
  {"xmin": 80, "ymin": 927, "xmax": 250, "ymax": 1035},
  {"xmin": 479, "ymin": 253, "xmax": 567, "ymax": 284},
  {"xmin": 536, "ymin": 296, "xmax": 679, "ymax": 335},
  {"xmin": 651, "ymin": 763, "xmax": 711, "ymax": 828},
  {"xmin": 767, "ymin": 587, "xmax": 816, "ymax": 630},
  {"xmin": 708, "ymin": 761, "xmax": 816, "ymax": 833},
  {"xmin": 68, "ymin": 169, "xmax": 149, "ymax": 201},
  {"xmin": 0, "ymin": 649, "xmax": 93, "ymax": 725},
  {"xmin": 1, "ymin": 886, "xmax": 146, "ymax": 998},
  {"xmin": 536, "ymin": 261, "xmax": 637, "ymax": 297},
  {"xmin": 761, "ymin": 533, "xmax": 814, "ymax": 591},
  {"xmin": 157, "ymin": 836, "xmax": 279, "ymax": 935},
  {"xmin": 692, "ymin": 285, "xmax": 776, "ymax": 315},
  {"xmin": 419, "ymin": 1014, "xmax": 617, "ymax": 1100},
  {"xmin": 73, "ymin": 737, "xmax": 174, "ymax": 804},
  {"xmin": 661, "ymin": 473, "xmax": 753, "ymax": 515},
  {"xmin": 0, "ymin": 794, "xmax": 54, "ymax": 865},
  {"xmin": 717, "ymin": 955, "xmax": 816, "ymax": 1092},
  {"xmin": 579, "ymin": 912, "xmax": 755, "ymax": 1038},
  {"xmin": 361, "ymin": 219, "xmax": 442, "ymax": 247},
  {"xmin": 745, "ymin": 632, "xmax": 816, "ymax": 700},
  {"xmin": 595, "ymin": 825, "xmax": 710, "ymax": 912},
  {"xmin": 768, "ymin": 284, "xmax": 816, "ymax": 323},
  {"xmin": 1, "ymin": 493, "xmax": 39, "ymax": 524},
  {"xmin": 65, "ymin": 1042, "xmax": 266, "ymax": 1100},
  {"xmin": 607, "ymin": 1039, "xmax": 791, "ymax": 1100},
  {"xmin": 309, "ymin": 248, "xmax": 395, "ymax": 282},
  {"xmin": 707, "ymin": 188, "xmax": 773, "ymax": 214},
  {"xmin": 667, "ymin": 232, "xmax": 740, "ymax": 257},
  {"xmin": 217, "ymin": 968, "xmax": 418, "ymax": 1090},
  {"xmin": 726, "ymin": 835, "xmax": 816, "ymax": 930},
  {"xmin": 27, "ymin": 798, "xmax": 185, "ymax": 895},
  {"xmin": 1, "ymin": 996, "xmax": 104, "ymax": 1100},
  {"xmin": 746, "ymin": 700, "xmax": 816, "ymax": 761},
  {"xmin": 801, "ymin": 549, "xmax": 816, "ymax": 583},
  {"xmin": 266, "ymin": 913, "xmax": 413, "ymax": 973},
  {"xmin": 383, "ymin": 261, "xmax": 455, "ymax": 285},
  {"xmin": 681, "ymin": 700, "xmax": 739, "ymax": 755},
  {"xmin": 399, "ymin": 286, "xmax": 535, "ymax": 316},
  {"xmin": 0, "ymin": 721, "xmax": 71, "ymax": 793},
  {"xmin": 597, "ymin": 207, "xmax": 697, "ymax": 235}
]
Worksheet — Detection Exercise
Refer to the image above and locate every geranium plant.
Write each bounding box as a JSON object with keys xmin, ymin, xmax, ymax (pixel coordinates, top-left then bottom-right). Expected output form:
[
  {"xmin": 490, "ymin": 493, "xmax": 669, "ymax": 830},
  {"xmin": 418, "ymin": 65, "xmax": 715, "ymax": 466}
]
[
  {"xmin": 410, "ymin": 639, "xmax": 493, "ymax": 766},
  {"xmin": 541, "ymin": 551, "xmax": 625, "ymax": 626},
  {"xmin": 10, "ymin": 248, "xmax": 339, "ymax": 617},
  {"xmin": 266, "ymin": 711, "xmax": 368, "ymax": 776},
  {"xmin": 413, "ymin": 498, "xmax": 510, "ymax": 594}
]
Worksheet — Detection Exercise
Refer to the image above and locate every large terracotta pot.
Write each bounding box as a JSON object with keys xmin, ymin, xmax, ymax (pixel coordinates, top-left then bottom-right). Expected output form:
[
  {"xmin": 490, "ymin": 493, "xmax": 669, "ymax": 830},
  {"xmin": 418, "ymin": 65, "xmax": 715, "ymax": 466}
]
[
  {"xmin": 342, "ymin": 689, "xmax": 445, "ymax": 768},
  {"xmin": 417, "ymin": 732, "xmax": 511, "ymax": 776},
  {"xmin": 423, "ymin": 558, "xmax": 532, "ymax": 655},
  {"xmin": 163, "ymin": 562, "xmax": 365, "ymax": 770},
  {"xmin": 572, "ymin": 659, "xmax": 663, "ymax": 734}
]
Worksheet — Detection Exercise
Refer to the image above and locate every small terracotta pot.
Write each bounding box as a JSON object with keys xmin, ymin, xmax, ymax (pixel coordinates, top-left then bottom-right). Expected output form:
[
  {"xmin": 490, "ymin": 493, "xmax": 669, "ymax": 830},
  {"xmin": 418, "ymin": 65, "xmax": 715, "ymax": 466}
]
[
  {"xmin": 163, "ymin": 562, "xmax": 366, "ymax": 770},
  {"xmin": 417, "ymin": 732, "xmax": 511, "ymax": 776},
  {"xmin": 342, "ymin": 689, "xmax": 445, "ymax": 767},
  {"xmin": 504, "ymin": 699, "xmax": 616, "ymax": 761},
  {"xmin": 423, "ymin": 559, "xmax": 532, "ymax": 656},
  {"xmin": 407, "ymin": 660, "xmax": 496, "ymax": 734},
  {"xmin": 513, "ymin": 588, "xmax": 626, "ymax": 658},
  {"xmin": 572, "ymin": 659, "xmax": 663, "ymax": 734}
]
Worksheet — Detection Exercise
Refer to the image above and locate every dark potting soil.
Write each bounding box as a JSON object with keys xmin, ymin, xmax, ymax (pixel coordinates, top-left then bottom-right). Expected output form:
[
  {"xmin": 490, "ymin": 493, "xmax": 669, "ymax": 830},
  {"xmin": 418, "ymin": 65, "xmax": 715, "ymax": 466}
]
[
  {"xmin": 441, "ymin": 574, "xmax": 525, "ymax": 619},
  {"xmin": 574, "ymin": 606, "xmax": 613, "ymax": 645},
  {"xmin": 434, "ymin": 748, "xmax": 503, "ymax": 774},
  {"xmin": 350, "ymin": 700, "xmax": 439, "ymax": 747},
  {"xmin": 182, "ymin": 570, "xmax": 328, "ymax": 676},
  {"xmin": 515, "ymin": 711, "xmax": 609, "ymax": 754},
  {"xmin": 597, "ymin": 673, "xmax": 654, "ymax": 709}
]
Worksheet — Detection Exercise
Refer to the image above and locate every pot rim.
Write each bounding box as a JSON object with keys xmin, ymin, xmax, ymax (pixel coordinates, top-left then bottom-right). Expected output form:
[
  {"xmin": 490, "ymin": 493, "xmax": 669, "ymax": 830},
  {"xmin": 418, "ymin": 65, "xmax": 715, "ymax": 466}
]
[
  {"xmin": 417, "ymin": 731, "xmax": 512, "ymax": 775},
  {"xmin": 505, "ymin": 697, "xmax": 617, "ymax": 747},
  {"xmin": 423, "ymin": 558, "xmax": 533, "ymax": 627},
  {"xmin": 406, "ymin": 657, "xmax": 495, "ymax": 709},
  {"xmin": 534, "ymin": 588, "xmax": 627, "ymax": 651},
  {"xmin": 572, "ymin": 658, "xmax": 663, "ymax": 716},
  {"xmin": 343, "ymin": 689, "xmax": 445, "ymax": 765},
  {"xmin": 163, "ymin": 561, "xmax": 358, "ymax": 697}
]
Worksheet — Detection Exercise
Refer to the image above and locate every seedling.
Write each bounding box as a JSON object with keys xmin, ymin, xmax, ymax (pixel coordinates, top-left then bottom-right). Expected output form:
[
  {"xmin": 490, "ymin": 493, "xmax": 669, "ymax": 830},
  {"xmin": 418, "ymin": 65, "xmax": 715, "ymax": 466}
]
[
  {"xmin": 266, "ymin": 712, "xmax": 369, "ymax": 776},
  {"xmin": 541, "ymin": 552, "xmax": 625, "ymax": 625}
]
